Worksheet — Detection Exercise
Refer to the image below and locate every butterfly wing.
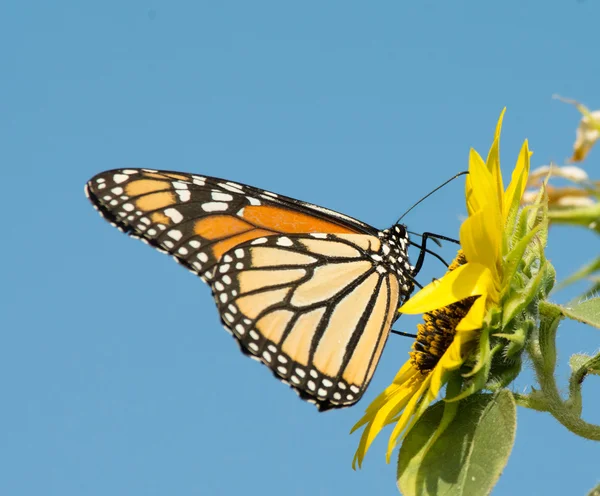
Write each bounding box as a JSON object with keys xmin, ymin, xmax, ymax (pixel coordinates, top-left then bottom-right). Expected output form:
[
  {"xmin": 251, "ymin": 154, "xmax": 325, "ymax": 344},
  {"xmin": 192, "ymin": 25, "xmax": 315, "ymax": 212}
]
[
  {"xmin": 86, "ymin": 168, "xmax": 413, "ymax": 409},
  {"xmin": 210, "ymin": 232, "xmax": 411, "ymax": 410},
  {"xmin": 85, "ymin": 169, "xmax": 374, "ymax": 282}
]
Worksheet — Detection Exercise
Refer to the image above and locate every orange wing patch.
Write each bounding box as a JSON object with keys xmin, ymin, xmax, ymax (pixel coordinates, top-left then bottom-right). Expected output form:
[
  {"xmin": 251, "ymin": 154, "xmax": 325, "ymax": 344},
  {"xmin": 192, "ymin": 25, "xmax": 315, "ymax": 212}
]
[
  {"xmin": 194, "ymin": 216, "xmax": 277, "ymax": 258},
  {"xmin": 211, "ymin": 229, "xmax": 274, "ymax": 259},
  {"xmin": 151, "ymin": 212, "xmax": 171, "ymax": 225},
  {"xmin": 194, "ymin": 216, "xmax": 253, "ymax": 239},
  {"xmin": 125, "ymin": 179, "xmax": 170, "ymax": 196},
  {"xmin": 135, "ymin": 191, "xmax": 176, "ymax": 212},
  {"xmin": 242, "ymin": 205, "xmax": 358, "ymax": 234},
  {"xmin": 194, "ymin": 205, "xmax": 360, "ymax": 261}
]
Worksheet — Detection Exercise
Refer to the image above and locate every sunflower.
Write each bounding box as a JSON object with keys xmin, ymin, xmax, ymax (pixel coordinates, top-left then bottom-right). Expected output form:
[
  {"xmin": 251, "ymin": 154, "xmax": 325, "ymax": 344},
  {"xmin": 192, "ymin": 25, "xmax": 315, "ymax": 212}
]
[{"xmin": 352, "ymin": 110, "xmax": 531, "ymax": 468}]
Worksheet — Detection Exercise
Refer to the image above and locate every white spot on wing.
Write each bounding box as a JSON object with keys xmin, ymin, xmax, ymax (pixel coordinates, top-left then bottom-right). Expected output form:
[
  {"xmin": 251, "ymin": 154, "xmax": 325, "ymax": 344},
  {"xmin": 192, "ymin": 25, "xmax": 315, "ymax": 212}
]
[
  {"xmin": 276, "ymin": 237, "xmax": 293, "ymax": 247},
  {"xmin": 164, "ymin": 208, "xmax": 184, "ymax": 223},
  {"xmin": 212, "ymin": 192, "xmax": 233, "ymax": 202},
  {"xmin": 113, "ymin": 174, "xmax": 128, "ymax": 184},
  {"xmin": 202, "ymin": 202, "xmax": 228, "ymax": 212},
  {"xmin": 176, "ymin": 190, "xmax": 191, "ymax": 202},
  {"xmin": 219, "ymin": 182, "xmax": 243, "ymax": 192}
]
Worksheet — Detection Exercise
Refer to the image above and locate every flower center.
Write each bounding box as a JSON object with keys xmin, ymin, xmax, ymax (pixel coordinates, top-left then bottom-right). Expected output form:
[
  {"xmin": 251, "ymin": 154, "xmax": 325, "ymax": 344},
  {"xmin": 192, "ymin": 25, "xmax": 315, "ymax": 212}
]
[
  {"xmin": 408, "ymin": 251, "xmax": 477, "ymax": 374},
  {"xmin": 409, "ymin": 296, "xmax": 477, "ymax": 373}
]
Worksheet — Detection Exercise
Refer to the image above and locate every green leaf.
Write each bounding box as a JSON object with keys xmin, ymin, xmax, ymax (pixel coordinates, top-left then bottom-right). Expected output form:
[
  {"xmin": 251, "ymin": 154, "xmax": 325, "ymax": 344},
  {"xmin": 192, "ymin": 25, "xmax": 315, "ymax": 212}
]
[
  {"xmin": 545, "ymin": 299, "xmax": 600, "ymax": 329},
  {"xmin": 570, "ymin": 353, "xmax": 600, "ymax": 378},
  {"xmin": 397, "ymin": 391, "xmax": 516, "ymax": 496},
  {"xmin": 548, "ymin": 203, "xmax": 600, "ymax": 234},
  {"xmin": 581, "ymin": 279, "xmax": 600, "ymax": 301}
]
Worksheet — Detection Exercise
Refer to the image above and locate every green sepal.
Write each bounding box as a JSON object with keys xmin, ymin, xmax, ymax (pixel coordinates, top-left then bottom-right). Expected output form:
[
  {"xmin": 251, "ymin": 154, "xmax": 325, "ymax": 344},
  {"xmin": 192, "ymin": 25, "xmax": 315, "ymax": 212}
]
[
  {"xmin": 494, "ymin": 318, "xmax": 533, "ymax": 358},
  {"xmin": 502, "ymin": 260, "xmax": 549, "ymax": 329},
  {"xmin": 486, "ymin": 355, "xmax": 522, "ymax": 391},
  {"xmin": 502, "ymin": 222, "xmax": 543, "ymax": 297},
  {"xmin": 447, "ymin": 344, "xmax": 502, "ymax": 402},
  {"xmin": 462, "ymin": 325, "xmax": 492, "ymax": 379}
]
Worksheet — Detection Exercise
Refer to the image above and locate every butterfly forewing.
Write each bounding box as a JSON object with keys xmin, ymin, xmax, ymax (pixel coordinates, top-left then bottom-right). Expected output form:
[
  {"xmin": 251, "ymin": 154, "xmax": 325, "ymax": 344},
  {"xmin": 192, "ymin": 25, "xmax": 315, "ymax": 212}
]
[
  {"xmin": 85, "ymin": 169, "xmax": 373, "ymax": 282},
  {"xmin": 85, "ymin": 168, "xmax": 414, "ymax": 410}
]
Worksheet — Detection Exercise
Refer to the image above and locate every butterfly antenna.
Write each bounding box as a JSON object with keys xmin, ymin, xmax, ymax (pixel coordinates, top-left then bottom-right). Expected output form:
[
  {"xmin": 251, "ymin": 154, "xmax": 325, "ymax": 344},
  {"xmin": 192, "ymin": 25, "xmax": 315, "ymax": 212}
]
[{"xmin": 396, "ymin": 171, "xmax": 468, "ymax": 224}]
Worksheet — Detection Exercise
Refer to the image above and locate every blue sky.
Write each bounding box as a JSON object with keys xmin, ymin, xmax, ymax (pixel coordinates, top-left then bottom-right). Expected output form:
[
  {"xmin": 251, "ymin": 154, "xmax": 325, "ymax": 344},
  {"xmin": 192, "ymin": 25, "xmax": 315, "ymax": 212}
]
[{"xmin": 2, "ymin": 1, "xmax": 599, "ymax": 495}]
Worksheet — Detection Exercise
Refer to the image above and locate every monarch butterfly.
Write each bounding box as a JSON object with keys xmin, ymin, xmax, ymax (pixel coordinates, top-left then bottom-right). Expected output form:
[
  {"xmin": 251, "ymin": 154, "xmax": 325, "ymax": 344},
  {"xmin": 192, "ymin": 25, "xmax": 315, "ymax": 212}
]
[{"xmin": 85, "ymin": 168, "xmax": 440, "ymax": 411}]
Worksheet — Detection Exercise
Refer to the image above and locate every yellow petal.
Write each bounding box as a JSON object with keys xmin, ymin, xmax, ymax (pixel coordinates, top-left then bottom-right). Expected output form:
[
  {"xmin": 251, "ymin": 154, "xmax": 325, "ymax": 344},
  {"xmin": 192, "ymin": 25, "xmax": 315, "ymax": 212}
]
[
  {"xmin": 392, "ymin": 359, "xmax": 421, "ymax": 385},
  {"xmin": 352, "ymin": 362, "xmax": 418, "ymax": 430},
  {"xmin": 460, "ymin": 208, "xmax": 501, "ymax": 272},
  {"xmin": 503, "ymin": 140, "xmax": 530, "ymax": 221},
  {"xmin": 465, "ymin": 150, "xmax": 486, "ymax": 215},
  {"xmin": 351, "ymin": 363, "xmax": 419, "ymax": 431},
  {"xmin": 429, "ymin": 355, "xmax": 455, "ymax": 393},
  {"xmin": 494, "ymin": 108, "xmax": 506, "ymax": 143},
  {"xmin": 400, "ymin": 263, "xmax": 493, "ymax": 314},
  {"xmin": 353, "ymin": 375, "xmax": 424, "ymax": 468},
  {"xmin": 487, "ymin": 107, "xmax": 506, "ymax": 205},
  {"xmin": 455, "ymin": 295, "xmax": 488, "ymax": 331},
  {"xmin": 386, "ymin": 375, "xmax": 433, "ymax": 462},
  {"xmin": 437, "ymin": 336, "xmax": 470, "ymax": 371},
  {"xmin": 467, "ymin": 149, "xmax": 496, "ymax": 214}
]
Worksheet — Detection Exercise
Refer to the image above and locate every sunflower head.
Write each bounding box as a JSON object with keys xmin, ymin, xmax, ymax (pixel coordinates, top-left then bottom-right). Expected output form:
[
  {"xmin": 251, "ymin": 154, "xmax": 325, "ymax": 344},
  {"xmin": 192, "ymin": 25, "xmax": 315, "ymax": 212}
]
[
  {"xmin": 409, "ymin": 252, "xmax": 475, "ymax": 374},
  {"xmin": 352, "ymin": 110, "xmax": 553, "ymax": 468}
]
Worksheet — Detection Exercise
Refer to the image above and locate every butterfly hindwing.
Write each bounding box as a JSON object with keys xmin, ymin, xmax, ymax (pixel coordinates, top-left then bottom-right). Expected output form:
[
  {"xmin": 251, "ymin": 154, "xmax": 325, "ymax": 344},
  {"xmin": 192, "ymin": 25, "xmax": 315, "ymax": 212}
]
[{"xmin": 210, "ymin": 232, "xmax": 413, "ymax": 410}]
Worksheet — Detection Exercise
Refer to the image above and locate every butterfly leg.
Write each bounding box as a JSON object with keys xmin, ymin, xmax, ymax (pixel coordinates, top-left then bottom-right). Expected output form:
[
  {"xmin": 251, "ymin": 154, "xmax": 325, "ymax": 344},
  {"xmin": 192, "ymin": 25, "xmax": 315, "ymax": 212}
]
[
  {"xmin": 412, "ymin": 232, "xmax": 460, "ymax": 277},
  {"xmin": 391, "ymin": 329, "xmax": 417, "ymax": 338}
]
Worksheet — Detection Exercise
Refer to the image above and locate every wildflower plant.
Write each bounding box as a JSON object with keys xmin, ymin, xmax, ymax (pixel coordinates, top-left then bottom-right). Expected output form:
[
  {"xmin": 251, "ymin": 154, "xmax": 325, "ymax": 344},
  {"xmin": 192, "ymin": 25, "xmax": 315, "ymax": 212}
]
[
  {"xmin": 540, "ymin": 96, "xmax": 600, "ymax": 300},
  {"xmin": 352, "ymin": 111, "xmax": 600, "ymax": 496}
]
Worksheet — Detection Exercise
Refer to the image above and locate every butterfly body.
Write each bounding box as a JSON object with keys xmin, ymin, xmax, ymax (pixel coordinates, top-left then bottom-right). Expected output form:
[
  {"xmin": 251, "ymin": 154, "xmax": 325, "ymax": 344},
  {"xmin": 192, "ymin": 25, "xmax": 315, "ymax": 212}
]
[{"xmin": 86, "ymin": 169, "xmax": 415, "ymax": 410}]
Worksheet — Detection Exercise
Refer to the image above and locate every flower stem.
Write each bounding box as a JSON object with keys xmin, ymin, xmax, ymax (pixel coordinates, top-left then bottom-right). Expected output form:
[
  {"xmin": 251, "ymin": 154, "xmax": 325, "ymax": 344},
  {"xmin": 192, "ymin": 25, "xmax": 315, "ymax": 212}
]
[{"xmin": 526, "ymin": 308, "xmax": 600, "ymax": 440}]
